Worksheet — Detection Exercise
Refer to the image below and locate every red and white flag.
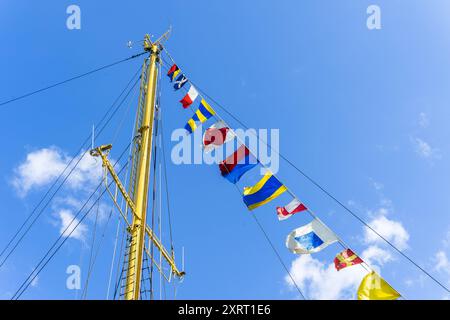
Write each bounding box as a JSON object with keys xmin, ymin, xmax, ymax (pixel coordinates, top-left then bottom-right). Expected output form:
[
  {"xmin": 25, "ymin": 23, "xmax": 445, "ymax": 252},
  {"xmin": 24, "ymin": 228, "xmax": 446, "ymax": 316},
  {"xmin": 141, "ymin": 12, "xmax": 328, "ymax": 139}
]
[
  {"xmin": 203, "ymin": 120, "xmax": 236, "ymax": 153},
  {"xmin": 276, "ymin": 198, "xmax": 307, "ymax": 221},
  {"xmin": 179, "ymin": 85, "xmax": 199, "ymax": 108}
]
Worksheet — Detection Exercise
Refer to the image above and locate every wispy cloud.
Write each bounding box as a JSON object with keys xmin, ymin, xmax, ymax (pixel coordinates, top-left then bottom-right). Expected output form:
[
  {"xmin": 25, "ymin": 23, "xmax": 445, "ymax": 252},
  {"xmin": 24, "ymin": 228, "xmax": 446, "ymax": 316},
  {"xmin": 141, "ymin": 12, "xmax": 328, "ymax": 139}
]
[
  {"xmin": 30, "ymin": 275, "xmax": 39, "ymax": 288},
  {"xmin": 52, "ymin": 209, "xmax": 88, "ymax": 242},
  {"xmin": 411, "ymin": 137, "xmax": 441, "ymax": 160},
  {"xmin": 418, "ymin": 112, "xmax": 430, "ymax": 128},
  {"xmin": 432, "ymin": 228, "xmax": 450, "ymax": 287},
  {"xmin": 434, "ymin": 251, "xmax": 450, "ymax": 274}
]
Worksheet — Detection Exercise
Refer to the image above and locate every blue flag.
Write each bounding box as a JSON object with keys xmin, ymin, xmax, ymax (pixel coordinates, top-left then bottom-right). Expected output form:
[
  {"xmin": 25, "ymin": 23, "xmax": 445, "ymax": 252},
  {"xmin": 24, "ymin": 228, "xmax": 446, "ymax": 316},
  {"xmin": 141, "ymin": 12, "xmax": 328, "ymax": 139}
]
[{"xmin": 174, "ymin": 74, "xmax": 188, "ymax": 90}]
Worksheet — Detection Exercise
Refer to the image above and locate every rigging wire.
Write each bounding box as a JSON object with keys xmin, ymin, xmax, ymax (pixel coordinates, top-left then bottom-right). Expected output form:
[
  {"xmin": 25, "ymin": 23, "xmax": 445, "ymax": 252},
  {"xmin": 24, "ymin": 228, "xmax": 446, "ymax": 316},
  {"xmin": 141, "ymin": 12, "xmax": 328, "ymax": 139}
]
[
  {"xmin": 160, "ymin": 56, "xmax": 394, "ymax": 296},
  {"xmin": 251, "ymin": 215, "xmax": 306, "ymax": 299},
  {"xmin": 190, "ymin": 81, "xmax": 450, "ymax": 294},
  {"xmin": 158, "ymin": 161, "xmax": 163, "ymax": 300},
  {"xmin": 82, "ymin": 77, "xmax": 139, "ymax": 299},
  {"xmin": 81, "ymin": 186, "xmax": 103, "ymax": 299},
  {"xmin": 163, "ymin": 57, "xmax": 396, "ymax": 299},
  {"xmin": 113, "ymin": 234, "xmax": 128, "ymax": 300},
  {"xmin": 160, "ymin": 50, "xmax": 450, "ymax": 294},
  {"xmin": 154, "ymin": 62, "xmax": 173, "ymax": 299},
  {"xmin": 11, "ymin": 142, "xmax": 132, "ymax": 300},
  {"xmin": 0, "ymin": 52, "xmax": 147, "ymax": 108},
  {"xmin": 159, "ymin": 106, "xmax": 175, "ymax": 253},
  {"xmin": 106, "ymin": 212, "xmax": 122, "ymax": 299},
  {"xmin": 148, "ymin": 102, "xmax": 161, "ymax": 300},
  {"xmin": 0, "ymin": 68, "xmax": 142, "ymax": 269},
  {"xmin": 111, "ymin": 81, "xmax": 140, "ymax": 146},
  {"xmin": 160, "ymin": 52, "xmax": 307, "ymax": 299},
  {"xmin": 162, "ymin": 54, "xmax": 408, "ymax": 295},
  {"xmin": 156, "ymin": 63, "xmax": 164, "ymax": 301},
  {"xmin": 106, "ymin": 135, "xmax": 135, "ymax": 300},
  {"xmin": 82, "ymin": 166, "xmax": 131, "ymax": 300}
]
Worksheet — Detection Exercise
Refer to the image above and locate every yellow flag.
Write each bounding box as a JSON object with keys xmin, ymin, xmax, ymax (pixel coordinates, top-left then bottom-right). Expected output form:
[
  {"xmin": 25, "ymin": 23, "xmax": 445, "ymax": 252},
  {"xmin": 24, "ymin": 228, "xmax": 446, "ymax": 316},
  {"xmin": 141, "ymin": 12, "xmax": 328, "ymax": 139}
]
[{"xmin": 357, "ymin": 271, "xmax": 400, "ymax": 300}]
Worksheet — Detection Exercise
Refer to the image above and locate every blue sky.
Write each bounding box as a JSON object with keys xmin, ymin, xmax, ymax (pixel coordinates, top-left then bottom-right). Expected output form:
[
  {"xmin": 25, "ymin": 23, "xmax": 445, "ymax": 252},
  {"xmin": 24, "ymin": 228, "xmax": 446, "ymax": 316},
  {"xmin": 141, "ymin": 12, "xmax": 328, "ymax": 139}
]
[{"xmin": 1, "ymin": 0, "xmax": 450, "ymax": 299}]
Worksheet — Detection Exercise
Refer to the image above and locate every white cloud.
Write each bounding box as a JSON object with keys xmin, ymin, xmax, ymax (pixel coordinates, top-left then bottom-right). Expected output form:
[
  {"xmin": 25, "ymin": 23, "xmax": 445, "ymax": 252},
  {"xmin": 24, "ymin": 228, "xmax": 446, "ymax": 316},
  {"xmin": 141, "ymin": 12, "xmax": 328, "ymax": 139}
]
[
  {"xmin": 284, "ymin": 191, "xmax": 410, "ymax": 300},
  {"xmin": 284, "ymin": 243, "xmax": 397, "ymax": 300},
  {"xmin": 433, "ymin": 250, "xmax": 450, "ymax": 288},
  {"xmin": 418, "ymin": 112, "xmax": 429, "ymax": 128},
  {"xmin": 412, "ymin": 137, "xmax": 441, "ymax": 160},
  {"xmin": 12, "ymin": 148, "xmax": 68, "ymax": 197},
  {"xmin": 432, "ymin": 231, "xmax": 450, "ymax": 288},
  {"xmin": 361, "ymin": 245, "xmax": 393, "ymax": 266},
  {"xmin": 364, "ymin": 215, "xmax": 409, "ymax": 251},
  {"xmin": 64, "ymin": 152, "xmax": 103, "ymax": 190},
  {"xmin": 285, "ymin": 254, "xmax": 368, "ymax": 300},
  {"xmin": 442, "ymin": 228, "xmax": 450, "ymax": 248},
  {"xmin": 10, "ymin": 146, "xmax": 122, "ymax": 247},
  {"xmin": 372, "ymin": 181, "xmax": 384, "ymax": 191},
  {"xmin": 434, "ymin": 251, "xmax": 450, "ymax": 275},
  {"xmin": 12, "ymin": 147, "xmax": 103, "ymax": 197},
  {"xmin": 54, "ymin": 209, "xmax": 88, "ymax": 242},
  {"xmin": 54, "ymin": 196, "xmax": 112, "ymax": 224},
  {"xmin": 30, "ymin": 275, "xmax": 39, "ymax": 288}
]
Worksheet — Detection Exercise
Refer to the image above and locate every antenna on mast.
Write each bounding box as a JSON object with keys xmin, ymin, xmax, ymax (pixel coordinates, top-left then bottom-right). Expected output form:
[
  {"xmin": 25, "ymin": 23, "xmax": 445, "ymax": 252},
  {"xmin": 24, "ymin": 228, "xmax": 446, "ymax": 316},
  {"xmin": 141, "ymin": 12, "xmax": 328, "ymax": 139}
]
[{"xmin": 91, "ymin": 124, "xmax": 95, "ymax": 150}]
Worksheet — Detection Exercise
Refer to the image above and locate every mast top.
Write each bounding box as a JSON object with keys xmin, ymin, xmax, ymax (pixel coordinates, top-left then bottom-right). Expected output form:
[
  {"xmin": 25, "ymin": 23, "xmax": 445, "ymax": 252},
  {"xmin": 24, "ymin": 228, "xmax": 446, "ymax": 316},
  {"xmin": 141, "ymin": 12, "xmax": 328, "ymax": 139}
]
[{"xmin": 143, "ymin": 27, "xmax": 172, "ymax": 53}]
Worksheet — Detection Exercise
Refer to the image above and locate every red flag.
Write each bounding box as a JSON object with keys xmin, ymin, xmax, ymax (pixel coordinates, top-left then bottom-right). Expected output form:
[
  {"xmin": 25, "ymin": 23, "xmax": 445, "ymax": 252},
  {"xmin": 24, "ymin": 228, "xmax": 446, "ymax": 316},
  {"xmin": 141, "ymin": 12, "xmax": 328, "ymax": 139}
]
[
  {"xmin": 334, "ymin": 249, "xmax": 363, "ymax": 271},
  {"xmin": 203, "ymin": 120, "xmax": 236, "ymax": 152},
  {"xmin": 276, "ymin": 198, "xmax": 307, "ymax": 221},
  {"xmin": 179, "ymin": 86, "xmax": 199, "ymax": 108},
  {"xmin": 167, "ymin": 64, "xmax": 180, "ymax": 81}
]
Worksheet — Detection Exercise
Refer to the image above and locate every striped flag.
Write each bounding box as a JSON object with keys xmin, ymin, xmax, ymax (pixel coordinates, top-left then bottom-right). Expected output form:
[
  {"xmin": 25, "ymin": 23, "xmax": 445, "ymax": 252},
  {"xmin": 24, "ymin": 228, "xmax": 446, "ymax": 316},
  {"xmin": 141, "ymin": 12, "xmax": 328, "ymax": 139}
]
[
  {"xmin": 180, "ymin": 85, "xmax": 199, "ymax": 108},
  {"xmin": 184, "ymin": 99, "xmax": 216, "ymax": 134},
  {"xmin": 243, "ymin": 171, "xmax": 287, "ymax": 210},
  {"xmin": 219, "ymin": 145, "xmax": 258, "ymax": 183},
  {"xmin": 276, "ymin": 198, "xmax": 307, "ymax": 221}
]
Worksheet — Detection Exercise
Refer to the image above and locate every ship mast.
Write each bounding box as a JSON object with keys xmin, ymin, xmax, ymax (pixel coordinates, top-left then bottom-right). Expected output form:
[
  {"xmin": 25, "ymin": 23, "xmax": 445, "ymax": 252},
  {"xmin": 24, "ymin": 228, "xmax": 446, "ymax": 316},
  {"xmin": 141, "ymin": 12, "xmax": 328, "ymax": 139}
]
[
  {"xmin": 90, "ymin": 30, "xmax": 184, "ymax": 300},
  {"xmin": 123, "ymin": 34, "xmax": 158, "ymax": 300}
]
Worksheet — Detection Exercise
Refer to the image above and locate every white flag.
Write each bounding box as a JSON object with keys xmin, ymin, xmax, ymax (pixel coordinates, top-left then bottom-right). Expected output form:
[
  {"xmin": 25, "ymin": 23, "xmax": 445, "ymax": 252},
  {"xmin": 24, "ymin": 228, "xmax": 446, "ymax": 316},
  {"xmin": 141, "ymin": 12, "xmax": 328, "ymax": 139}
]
[{"xmin": 286, "ymin": 219, "xmax": 338, "ymax": 254}]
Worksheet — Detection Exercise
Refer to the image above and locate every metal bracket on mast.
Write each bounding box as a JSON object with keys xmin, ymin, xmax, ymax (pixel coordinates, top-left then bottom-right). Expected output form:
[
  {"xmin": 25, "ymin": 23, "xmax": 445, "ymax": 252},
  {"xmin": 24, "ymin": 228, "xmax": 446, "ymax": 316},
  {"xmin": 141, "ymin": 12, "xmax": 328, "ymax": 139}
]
[
  {"xmin": 143, "ymin": 26, "xmax": 172, "ymax": 52},
  {"xmin": 90, "ymin": 145, "xmax": 185, "ymax": 279}
]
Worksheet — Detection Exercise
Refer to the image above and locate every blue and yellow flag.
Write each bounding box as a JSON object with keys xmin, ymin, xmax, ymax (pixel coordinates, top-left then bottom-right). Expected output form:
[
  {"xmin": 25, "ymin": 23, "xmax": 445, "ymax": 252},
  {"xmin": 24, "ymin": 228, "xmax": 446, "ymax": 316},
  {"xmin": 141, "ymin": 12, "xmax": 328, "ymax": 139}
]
[
  {"xmin": 243, "ymin": 171, "xmax": 287, "ymax": 210},
  {"xmin": 184, "ymin": 99, "xmax": 216, "ymax": 134}
]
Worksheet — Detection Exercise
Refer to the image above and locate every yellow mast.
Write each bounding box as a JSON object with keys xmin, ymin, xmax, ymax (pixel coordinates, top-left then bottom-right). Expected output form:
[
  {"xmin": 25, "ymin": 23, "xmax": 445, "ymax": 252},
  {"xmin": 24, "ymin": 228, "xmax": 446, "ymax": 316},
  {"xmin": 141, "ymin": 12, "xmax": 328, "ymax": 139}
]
[
  {"xmin": 90, "ymin": 31, "xmax": 184, "ymax": 300},
  {"xmin": 123, "ymin": 35, "xmax": 159, "ymax": 300}
]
